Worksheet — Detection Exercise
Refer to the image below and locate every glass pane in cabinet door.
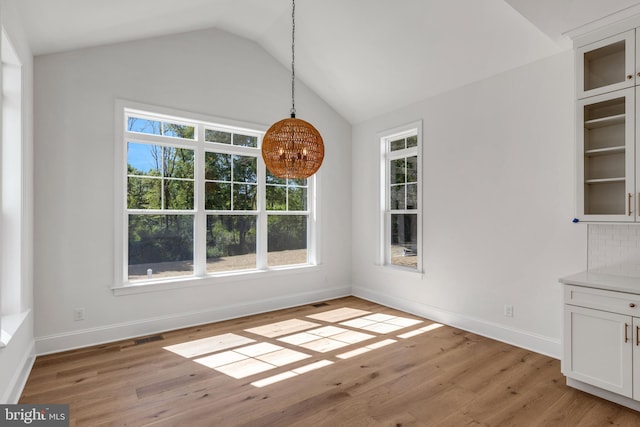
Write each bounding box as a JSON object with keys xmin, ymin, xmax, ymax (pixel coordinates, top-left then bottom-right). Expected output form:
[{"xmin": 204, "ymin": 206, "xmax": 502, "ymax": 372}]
[{"xmin": 584, "ymin": 40, "xmax": 626, "ymax": 93}]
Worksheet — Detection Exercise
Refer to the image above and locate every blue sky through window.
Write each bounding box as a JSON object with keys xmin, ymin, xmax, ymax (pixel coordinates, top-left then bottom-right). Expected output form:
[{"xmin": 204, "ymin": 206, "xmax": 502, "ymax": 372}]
[
  {"xmin": 128, "ymin": 142, "xmax": 160, "ymax": 175},
  {"xmin": 127, "ymin": 116, "xmax": 195, "ymax": 139},
  {"xmin": 128, "ymin": 117, "xmax": 161, "ymax": 135}
]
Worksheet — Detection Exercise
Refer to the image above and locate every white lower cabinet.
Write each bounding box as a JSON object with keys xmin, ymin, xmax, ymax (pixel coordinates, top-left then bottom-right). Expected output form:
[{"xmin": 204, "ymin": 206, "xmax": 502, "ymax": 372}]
[
  {"xmin": 562, "ymin": 281, "xmax": 640, "ymax": 409},
  {"xmin": 564, "ymin": 305, "xmax": 636, "ymax": 397}
]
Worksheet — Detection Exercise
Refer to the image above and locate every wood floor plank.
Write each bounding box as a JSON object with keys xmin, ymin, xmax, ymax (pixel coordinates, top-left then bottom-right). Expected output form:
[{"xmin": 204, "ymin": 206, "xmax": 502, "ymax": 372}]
[{"xmin": 19, "ymin": 296, "xmax": 640, "ymax": 426}]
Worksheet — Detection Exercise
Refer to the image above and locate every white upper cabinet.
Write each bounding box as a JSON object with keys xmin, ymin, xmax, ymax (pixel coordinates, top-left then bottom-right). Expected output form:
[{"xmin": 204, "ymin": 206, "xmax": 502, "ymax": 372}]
[
  {"xmin": 577, "ymin": 88, "xmax": 635, "ymax": 221},
  {"xmin": 577, "ymin": 30, "xmax": 635, "ymax": 99},
  {"xmin": 575, "ymin": 25, "xmax": 640, "ymax": 222}
]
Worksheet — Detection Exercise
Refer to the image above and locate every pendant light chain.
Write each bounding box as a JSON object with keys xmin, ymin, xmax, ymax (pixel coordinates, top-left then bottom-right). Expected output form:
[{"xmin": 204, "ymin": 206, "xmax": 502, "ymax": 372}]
[
  {"xmin": 290, "ymin": 0, "xmax": 296, "ymax": 117},
  {"xmin": 261, "ymin": 0, "xmax": 324, "ymax": 179}
]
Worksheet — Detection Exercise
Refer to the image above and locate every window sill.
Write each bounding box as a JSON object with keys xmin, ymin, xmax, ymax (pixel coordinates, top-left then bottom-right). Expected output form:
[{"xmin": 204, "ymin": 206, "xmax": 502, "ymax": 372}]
[
  {"xmin": 0, "ymin": 310, "xmax": 31, "ymax": 349},
  {"xmin": 112, "ymin": 264, "xmax": 322, "ymax": 296}
]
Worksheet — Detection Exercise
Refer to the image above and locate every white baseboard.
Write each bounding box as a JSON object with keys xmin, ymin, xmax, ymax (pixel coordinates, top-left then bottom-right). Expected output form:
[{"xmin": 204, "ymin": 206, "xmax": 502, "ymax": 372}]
[
  {"xmin": 34, "ymin": 285, "xmax": 560, "ymax": 359},
  {"xmin": 35, "ymin": 286, "xmax": 351, "ymax": 355},
  {"xmin": 3, "ymin": 341, "xmax": 35, "ymax": 403},
  {"xmin": 353, "ymin": 286, "xmax": 561, "ymax": 359}
]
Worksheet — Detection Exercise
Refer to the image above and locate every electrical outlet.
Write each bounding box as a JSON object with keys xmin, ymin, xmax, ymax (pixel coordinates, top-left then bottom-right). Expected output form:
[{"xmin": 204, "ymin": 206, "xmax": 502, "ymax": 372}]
[
  {"xmin": 504, "ymin": 304, "xmax": 513, "ymax": 317},
  {"xmin": 73, "ymin": 308, "xmax": 85, "ymax": 321}
]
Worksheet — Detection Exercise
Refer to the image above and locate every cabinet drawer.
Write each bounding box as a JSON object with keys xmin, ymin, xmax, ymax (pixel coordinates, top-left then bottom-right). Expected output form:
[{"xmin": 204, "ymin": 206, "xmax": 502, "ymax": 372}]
[{"xmin": 565, "ymin": 285, "xmax": 640, "ymax": 316}]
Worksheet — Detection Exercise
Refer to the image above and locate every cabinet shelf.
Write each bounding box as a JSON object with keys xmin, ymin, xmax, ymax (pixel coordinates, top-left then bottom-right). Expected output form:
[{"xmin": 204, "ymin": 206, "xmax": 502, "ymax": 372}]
[
  {"xmin": 585, "ymin": 146, "xmax": 626, "ymax": 156},
  {"xmin": 584, "ymin": 114, "xmax": 626, "ymax": 129},
  {"xmin": 585, "ymin": 177, "xmax": 625, "ymax": 184}
]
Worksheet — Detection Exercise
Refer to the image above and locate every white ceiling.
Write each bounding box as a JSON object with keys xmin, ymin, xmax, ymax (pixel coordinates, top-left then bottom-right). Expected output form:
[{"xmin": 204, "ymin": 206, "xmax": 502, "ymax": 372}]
[{"xmin": 12, "ymin": 0, "xmax": 640, "ymax": 123}]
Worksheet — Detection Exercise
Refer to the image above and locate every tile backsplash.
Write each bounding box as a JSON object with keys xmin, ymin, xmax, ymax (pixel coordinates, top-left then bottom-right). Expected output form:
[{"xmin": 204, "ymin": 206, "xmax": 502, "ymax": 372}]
[{"xmin": 588, "ymin": 224, "xmax": 640, "ymax": 277}]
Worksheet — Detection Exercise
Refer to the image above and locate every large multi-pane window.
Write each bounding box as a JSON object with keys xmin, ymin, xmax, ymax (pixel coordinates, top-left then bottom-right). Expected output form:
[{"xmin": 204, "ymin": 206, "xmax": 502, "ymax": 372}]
[
  {"xmin": 381, "ymin": 123, "xmax": 422, "ymax": 271},
  {"xmin": 117, "ymin": 105, "xmax": 315, "ymax": 287}
]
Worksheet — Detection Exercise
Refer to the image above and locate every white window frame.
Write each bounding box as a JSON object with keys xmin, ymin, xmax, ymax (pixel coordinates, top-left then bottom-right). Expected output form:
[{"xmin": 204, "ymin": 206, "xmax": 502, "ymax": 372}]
[
  {"xmin": 379, "ymin": 121, "xmax": 423, "ymax": 273},
  {"xmin": 1, "ymin": 28, "xmax": 26, "ymax": 347},
  {"xmin": 114, "ymin": 100, "xmax": 320, "ymax": 295}
]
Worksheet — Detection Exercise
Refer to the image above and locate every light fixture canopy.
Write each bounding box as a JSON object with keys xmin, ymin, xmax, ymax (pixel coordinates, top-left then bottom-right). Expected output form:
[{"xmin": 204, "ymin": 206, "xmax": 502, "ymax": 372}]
[{"xmin": 262, "ymin": 0, "xmax": 324, "ymax": 179}]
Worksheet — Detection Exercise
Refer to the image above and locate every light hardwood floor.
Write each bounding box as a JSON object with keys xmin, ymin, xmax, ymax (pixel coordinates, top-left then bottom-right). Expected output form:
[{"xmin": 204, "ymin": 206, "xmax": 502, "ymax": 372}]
[{"xmin": 20, "ymin": 297, "xmax": 640, "ymax": 426}]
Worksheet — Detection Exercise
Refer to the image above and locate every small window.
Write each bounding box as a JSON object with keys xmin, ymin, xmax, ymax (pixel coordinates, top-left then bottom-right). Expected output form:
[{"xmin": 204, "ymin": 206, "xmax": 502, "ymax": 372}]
[{"xmin": 380, "ymin": 122, "xmax": 422, "ymax": 271}]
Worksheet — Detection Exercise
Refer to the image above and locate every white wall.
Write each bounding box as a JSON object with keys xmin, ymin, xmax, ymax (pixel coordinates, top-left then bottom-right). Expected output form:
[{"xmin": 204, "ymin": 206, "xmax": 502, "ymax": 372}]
[
  {"xmin": 33, "ymin": 28, "xmax": 352, "ymax": 354},
  {"xmin": 351, "ymin": 50, "xmax": 586, "ymax": 358},
  {"xmin": 29, "ymin": 8, "xmax": 589, "ymax": 368},
  {"xmin": 0, "ymin": 0, "xmax": 35, "ymax": 403}
]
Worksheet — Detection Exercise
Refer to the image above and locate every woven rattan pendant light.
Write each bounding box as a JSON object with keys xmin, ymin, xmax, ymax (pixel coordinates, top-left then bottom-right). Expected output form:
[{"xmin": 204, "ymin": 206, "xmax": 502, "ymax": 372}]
[{"xmin": 262, "ymin": 0, "xmax": 324, "ymax": 179}]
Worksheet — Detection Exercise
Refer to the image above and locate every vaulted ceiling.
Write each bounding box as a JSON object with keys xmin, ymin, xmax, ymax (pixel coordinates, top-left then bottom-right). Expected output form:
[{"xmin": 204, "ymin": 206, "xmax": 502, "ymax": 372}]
[{"xmin": 13, "ymin": 0, "xmax": 640, "ymax": 123}]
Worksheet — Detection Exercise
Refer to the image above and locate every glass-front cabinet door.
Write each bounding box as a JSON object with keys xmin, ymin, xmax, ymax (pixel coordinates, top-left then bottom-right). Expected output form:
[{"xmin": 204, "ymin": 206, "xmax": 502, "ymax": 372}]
[
  {"xmin": 577, "ymin": 30, "xmax": 635, "ymax": 99},
  {"xmin": 577, "ymin": 88, "xmax": 635, "ymax": 221}
]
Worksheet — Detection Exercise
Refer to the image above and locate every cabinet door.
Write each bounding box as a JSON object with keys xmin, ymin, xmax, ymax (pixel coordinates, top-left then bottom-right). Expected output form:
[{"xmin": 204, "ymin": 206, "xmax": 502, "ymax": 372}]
[
  {"xmin": 577, "ymin": 30, "xmax": 635, "ymax": 99},
  {"xmin": 564, "ymin": 305, "xmax": 632, "ymax": 398},
  {"xmin": 577, "ymin": 88, "xmax": 635, "ymax": 221},
  {"xmin": 634, "ymin": 317, "xmax": 640, "ymax": 400}
]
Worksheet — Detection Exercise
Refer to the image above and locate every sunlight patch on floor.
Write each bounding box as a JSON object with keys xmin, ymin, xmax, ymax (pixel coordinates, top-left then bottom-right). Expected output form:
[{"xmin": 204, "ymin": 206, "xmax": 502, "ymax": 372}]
[
  {"xmin": 251, "ymin": 371, "xmax": 299, "ymax": 387},
  {"xmin": 244, "ymin": 319, "xmax": 320, "ymax": 338},
  {"xmin": 279, "ymin": 326, "xmax": 374, "ymax": 353},
  {"xmin": 194, "ymin": 343, "xmax": 311, "ymax": 379},
  {"xmin": 292, "ymin": 359, "xmax": 334, "ymax": 374},
  {"xmin": 336, "ymin": 338, "xmax": 398, "ymax": 359},
  {"xmin": 164, "ymin": 306, "xmax": 437, "ymax": 387},
  {"xmin": 341, "ymin": 313, "xmax": 423, "ymax": 334},
  {"xmin": 163, "ymin": 333, "xmax": 255, "ymax": 358},
  {"xmin": 306, "ymin": 307, "xmax": 371, "ymax": 322},
  {"xmin": 251, "ymin": 359, "xmax": 334, "ymax": 388},
  {"xmin": 214, "ymin": 358, "xmax": 275, "ymax": 379},
  {"xmin": 397, "ymin": 323, "xmax": 443, "ymax": 339}
]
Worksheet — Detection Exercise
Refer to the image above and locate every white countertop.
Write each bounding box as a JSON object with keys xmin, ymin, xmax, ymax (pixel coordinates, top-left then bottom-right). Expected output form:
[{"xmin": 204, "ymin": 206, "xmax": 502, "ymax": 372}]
[{"xmin": 560, "ymin": 271, "xmax": 640, "ymax": 294}]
